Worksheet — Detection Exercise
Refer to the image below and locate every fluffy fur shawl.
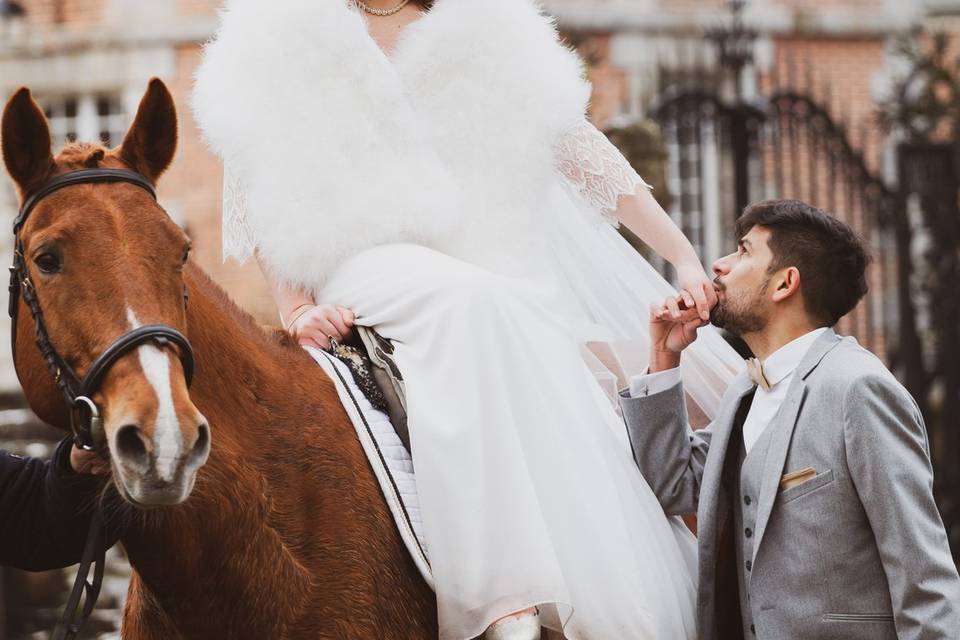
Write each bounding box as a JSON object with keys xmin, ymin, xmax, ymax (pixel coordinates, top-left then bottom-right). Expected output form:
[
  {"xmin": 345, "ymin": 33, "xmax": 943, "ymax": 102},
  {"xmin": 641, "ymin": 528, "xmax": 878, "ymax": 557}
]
[{"xmin": 192, "ymin": 0, "xmax": 590, "ymax": 292}]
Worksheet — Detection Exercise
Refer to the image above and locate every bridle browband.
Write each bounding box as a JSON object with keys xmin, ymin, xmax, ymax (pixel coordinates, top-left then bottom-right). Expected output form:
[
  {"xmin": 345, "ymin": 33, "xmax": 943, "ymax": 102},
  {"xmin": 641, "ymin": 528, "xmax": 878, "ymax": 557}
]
[
  {"xmin": 9, "ymin": 168, "xmax": 198, "ymax": 640},
  {"xmin": 9, "ymin": 168, "xmax": 195, "ymax": 451}
]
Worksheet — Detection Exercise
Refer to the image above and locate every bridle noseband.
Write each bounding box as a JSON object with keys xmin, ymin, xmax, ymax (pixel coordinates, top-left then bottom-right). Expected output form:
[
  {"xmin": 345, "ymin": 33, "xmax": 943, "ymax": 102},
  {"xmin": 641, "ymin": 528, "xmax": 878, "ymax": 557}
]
[{"xmin": 9, "ymin": 168, "xmax": 195, "ymax": 451}]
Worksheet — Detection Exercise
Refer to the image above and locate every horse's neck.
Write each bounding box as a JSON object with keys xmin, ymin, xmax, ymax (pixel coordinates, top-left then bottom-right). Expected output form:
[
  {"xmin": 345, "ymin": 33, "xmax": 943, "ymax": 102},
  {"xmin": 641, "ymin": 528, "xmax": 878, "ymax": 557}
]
[
  {"xmin": 180, "ymin": 265, "xmax": 347, "ymax": 451},
  {"xmin": 120, "ymin": 266, "xmax": 437, "ymax": 636},
  {"xmin": 120, "ymin": 266, "xmax": 341, "ymax": 629}
]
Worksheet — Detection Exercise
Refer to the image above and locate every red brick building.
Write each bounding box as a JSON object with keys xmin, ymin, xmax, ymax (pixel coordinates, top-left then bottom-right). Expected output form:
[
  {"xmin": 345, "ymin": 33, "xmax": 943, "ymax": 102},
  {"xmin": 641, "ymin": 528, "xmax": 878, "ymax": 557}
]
[{"xmin": 0, "ymin": 0, "xmax": 955, "ymax": 390}]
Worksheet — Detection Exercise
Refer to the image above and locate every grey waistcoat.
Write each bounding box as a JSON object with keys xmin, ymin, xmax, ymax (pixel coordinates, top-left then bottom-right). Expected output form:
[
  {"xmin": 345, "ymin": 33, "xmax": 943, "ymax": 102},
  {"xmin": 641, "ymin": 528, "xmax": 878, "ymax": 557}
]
[{"xmin": 734, "ymin": 418, "xmax": 777, "ymax": 637}]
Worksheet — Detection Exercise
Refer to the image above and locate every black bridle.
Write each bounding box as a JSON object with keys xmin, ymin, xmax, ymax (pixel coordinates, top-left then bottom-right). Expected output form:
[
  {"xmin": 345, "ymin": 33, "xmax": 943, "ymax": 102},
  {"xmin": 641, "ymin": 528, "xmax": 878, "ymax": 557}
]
[
  {"xmin": 8, "ymin": 168, "xmax": 197, "ymax": 640},
  {"xmin": 9, "ymin": 168, "xmax": 195, "ymax": 450}
]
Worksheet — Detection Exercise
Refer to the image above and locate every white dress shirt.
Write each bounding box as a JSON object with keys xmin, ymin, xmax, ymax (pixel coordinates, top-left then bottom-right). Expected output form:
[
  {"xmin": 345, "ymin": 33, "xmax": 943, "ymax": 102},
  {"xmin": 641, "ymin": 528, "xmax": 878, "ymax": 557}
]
[{"xmin": 629, "ymin": 328, "xmax": 829, "ymax": 454}]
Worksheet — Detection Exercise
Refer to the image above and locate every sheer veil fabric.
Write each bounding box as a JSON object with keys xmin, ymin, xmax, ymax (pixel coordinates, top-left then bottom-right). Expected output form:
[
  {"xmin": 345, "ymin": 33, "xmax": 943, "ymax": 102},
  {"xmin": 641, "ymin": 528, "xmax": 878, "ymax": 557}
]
[{"xmin": 545, "ymin": 120, "xmax": 744, "ymax": 417}]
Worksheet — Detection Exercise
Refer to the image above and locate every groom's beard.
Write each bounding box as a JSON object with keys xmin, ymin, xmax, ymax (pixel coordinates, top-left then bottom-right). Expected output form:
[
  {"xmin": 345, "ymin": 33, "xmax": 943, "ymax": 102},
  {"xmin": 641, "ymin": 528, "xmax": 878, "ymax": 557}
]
[{"xmin": 710, "ymin": 276, "xmax": 770, "ymax": 336}]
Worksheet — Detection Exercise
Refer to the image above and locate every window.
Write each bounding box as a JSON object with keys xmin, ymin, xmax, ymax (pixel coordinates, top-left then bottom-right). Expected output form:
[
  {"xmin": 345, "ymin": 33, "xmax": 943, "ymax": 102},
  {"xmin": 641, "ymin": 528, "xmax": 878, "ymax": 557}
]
[
  {"xmin": 41, "ymin": 96, "xmax": 79, "ymax": 145},
  {"xmin": 96, "ymin": 94, "xmax": 126, "ymax": 147},
  {"xmin": 37, "ymin": 92, "xmax": 127, "ymax": 148}
]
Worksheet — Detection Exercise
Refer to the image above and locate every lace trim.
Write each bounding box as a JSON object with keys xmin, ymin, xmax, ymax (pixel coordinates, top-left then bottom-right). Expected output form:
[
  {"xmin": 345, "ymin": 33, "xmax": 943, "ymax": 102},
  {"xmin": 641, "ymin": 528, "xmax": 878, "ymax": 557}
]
[
  {"xmin": 554, "ymin": 119, "xmax": 651, "ymax": 226},
  {"xmin": 222, "ymin": 164, "xmax": 256, "ymax": 264}
]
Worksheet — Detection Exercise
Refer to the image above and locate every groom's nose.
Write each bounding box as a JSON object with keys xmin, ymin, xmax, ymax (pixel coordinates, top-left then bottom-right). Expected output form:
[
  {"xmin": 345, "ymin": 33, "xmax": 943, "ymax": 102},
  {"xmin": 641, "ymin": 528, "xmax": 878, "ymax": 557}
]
[{"xmin": 712, "ymin": 254, "xmax": 732, "ymax": 277}]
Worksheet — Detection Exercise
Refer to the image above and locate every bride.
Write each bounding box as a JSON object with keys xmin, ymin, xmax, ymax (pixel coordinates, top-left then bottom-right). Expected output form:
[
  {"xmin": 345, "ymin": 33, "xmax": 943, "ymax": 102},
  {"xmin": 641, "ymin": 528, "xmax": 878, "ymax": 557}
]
[{"xmin": 193, "ymin": 0, "xmax": 742, "ymax": 638}]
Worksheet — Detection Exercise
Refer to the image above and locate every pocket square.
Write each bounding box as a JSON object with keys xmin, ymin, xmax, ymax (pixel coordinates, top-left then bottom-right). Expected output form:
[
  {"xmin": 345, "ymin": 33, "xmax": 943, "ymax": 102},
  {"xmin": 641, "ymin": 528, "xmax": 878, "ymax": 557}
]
[{"xmin": 780, "ymin": 467, "xmax": 817, "ymax": 491}]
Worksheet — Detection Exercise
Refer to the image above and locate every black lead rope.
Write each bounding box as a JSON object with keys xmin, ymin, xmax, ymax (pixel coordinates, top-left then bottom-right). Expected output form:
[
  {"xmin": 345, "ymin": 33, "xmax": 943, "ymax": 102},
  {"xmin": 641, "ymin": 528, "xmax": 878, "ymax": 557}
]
[{"xmin": 51, "ymin": 508, "xmax": 106, "ymax": 640}]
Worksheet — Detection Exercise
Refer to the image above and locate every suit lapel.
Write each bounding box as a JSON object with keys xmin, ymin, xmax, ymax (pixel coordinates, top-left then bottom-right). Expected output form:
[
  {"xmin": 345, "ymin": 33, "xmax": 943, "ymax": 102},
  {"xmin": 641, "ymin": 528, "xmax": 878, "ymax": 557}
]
[{"xmin": 750, "ymin": 329, "xmax": 843, "ymax": 568}]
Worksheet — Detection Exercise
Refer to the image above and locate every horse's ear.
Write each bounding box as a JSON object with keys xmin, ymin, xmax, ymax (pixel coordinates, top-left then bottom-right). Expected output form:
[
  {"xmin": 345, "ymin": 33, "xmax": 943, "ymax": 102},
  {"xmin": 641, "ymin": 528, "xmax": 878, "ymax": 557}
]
[
  {"xmin": 2, "ymin": 87, "xmax": 55, "ymax": 196},
  {"xmin": 119, "ymin": 78, "xmax": 178, "ymax": 183}
]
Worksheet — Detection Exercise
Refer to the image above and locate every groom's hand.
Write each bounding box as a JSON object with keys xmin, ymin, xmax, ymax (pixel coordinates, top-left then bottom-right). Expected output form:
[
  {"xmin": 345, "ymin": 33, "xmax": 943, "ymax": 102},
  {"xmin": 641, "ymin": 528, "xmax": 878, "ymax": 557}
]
[{"xmin": 649, "ymin": 295, "xmax": 708, "ymax": 372}]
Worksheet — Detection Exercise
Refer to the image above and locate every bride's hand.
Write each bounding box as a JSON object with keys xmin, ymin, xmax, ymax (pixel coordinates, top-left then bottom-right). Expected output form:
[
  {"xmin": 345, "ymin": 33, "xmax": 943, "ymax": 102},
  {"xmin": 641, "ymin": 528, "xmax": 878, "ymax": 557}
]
[
  {"xmin": 675, "ymin": 261, "xmax": 718, "ymax": 322},
  {"xmin": 288, "ymin": 304, "xmax": 355, "ymax": 350}
]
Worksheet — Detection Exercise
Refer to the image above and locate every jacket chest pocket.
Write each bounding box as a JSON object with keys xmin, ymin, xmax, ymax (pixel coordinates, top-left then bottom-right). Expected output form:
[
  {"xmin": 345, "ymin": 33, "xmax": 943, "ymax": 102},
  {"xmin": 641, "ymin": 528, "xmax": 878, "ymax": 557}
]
[{"xmin": 778, "ymin": 469, "xmax": 835, "ymax": 505}]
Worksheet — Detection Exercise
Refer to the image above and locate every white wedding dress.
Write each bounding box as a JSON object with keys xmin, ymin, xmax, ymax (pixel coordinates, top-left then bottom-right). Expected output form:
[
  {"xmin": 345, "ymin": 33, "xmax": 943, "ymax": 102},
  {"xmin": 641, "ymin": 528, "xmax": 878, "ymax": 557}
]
[
  {"xmin": 222, "ymin": 119, "xmax": 741, "ymax": 640},
  {"xmin": 195, "ymin": 1, "xmax": 746, "ymax": 636}
]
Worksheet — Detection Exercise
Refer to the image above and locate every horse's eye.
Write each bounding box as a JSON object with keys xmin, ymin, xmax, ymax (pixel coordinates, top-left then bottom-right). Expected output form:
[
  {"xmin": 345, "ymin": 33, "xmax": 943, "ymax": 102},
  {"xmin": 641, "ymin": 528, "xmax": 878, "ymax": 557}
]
[
  {"xmin": 34, "ymin": 252, "xmax": 61, "ymax": 274},
  {"xmin": 180, "ymin": 247, "xmax": 191, "ymax": 267}
]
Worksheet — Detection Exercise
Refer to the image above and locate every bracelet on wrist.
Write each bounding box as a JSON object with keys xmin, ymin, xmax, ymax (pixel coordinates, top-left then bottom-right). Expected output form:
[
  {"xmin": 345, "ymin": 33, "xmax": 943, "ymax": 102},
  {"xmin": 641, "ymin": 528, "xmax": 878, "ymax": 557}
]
[{"xmin": 283, "ymin": 304, "xmax": 315, "ymax": 332}]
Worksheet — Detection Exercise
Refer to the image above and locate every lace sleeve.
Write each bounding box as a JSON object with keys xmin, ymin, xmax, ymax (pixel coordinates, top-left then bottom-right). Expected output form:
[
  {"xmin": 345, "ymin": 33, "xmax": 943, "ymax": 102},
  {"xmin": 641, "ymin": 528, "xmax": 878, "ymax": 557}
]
[
  {"xmin": 222, "ymin": 164, "xmax": 257, "ymax": 264},
  {"xmin": 554, "ymin": 119, "xmax": 652, "ymax": 226}
]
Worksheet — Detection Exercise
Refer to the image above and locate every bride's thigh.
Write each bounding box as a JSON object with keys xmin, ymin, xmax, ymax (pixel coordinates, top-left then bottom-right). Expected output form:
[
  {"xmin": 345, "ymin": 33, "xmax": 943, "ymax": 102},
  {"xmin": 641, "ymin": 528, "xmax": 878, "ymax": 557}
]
[{"xmin": 320, "ymin": 243, "xmax": 527, "ymax": 325}]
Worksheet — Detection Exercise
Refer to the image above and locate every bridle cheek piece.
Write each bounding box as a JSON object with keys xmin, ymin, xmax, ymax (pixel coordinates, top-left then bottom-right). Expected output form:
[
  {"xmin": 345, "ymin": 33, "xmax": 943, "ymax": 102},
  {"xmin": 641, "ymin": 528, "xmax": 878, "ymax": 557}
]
[{"xmin": 9, "ymin": 168, "xmax": 196, "ymax": 451}]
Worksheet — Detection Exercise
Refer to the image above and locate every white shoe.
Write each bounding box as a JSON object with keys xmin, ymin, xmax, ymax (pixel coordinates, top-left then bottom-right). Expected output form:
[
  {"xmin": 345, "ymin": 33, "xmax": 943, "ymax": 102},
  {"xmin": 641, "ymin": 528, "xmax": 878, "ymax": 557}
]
[{"xmin": 484, "ymin": 610, "xmax": 541, "ymax": 640}]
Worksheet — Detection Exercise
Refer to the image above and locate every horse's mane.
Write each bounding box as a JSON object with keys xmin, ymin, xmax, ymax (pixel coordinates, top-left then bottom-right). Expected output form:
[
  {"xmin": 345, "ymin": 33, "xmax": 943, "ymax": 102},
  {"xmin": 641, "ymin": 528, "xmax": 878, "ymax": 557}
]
[
  {"xmin": 184, "ymin": 263, "xmax": 300, "ymax": 354},
  {"xmin": 55, "ymin": 142, "xmax": 110, "ymax": 170}
]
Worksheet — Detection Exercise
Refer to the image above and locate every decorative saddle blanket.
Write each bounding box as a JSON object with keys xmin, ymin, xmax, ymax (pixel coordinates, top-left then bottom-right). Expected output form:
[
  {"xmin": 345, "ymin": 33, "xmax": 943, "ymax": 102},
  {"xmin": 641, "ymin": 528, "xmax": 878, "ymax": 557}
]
[{"xmin": 304, "ymin": 346, "xmax": 434, "ymax": 590}]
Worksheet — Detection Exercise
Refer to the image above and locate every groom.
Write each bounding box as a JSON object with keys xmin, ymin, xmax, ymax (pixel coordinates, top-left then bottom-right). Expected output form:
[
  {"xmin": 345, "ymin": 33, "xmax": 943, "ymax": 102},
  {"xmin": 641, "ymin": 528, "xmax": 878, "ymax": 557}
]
[{"xmin": 620, "ymin": 199, "xmax": 960, "ymax": 639}]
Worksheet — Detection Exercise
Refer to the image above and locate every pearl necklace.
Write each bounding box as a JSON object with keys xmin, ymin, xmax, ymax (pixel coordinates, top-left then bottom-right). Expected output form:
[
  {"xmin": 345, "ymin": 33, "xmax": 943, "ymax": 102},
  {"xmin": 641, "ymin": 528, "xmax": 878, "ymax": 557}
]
[{"xmin": 354, "ymin": 0, "xmax": 410, "ymax": 17}]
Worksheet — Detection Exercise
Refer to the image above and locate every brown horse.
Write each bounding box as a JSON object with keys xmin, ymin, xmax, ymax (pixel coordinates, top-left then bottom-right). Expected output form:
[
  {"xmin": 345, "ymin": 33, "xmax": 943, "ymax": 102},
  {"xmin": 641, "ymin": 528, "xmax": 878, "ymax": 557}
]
[{"xmin": 1, "ymin": 79, "xmax": 438, "ymax": 638}]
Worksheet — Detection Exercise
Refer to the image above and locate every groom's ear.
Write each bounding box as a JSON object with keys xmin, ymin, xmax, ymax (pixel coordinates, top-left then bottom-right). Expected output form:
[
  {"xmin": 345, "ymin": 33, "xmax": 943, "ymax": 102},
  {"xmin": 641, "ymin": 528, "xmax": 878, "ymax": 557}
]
[{"xmin": 771, "ymin": 266, "xmax": 801, "ymax": 303}]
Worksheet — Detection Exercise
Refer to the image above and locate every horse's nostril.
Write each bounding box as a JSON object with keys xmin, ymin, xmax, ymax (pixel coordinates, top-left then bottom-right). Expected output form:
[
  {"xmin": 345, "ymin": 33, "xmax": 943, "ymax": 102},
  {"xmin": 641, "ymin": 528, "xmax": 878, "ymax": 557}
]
[
  {"xmin": 115, "ymin": 424, "xmax": 150, "ymax": 470},
  {"xmin": 188, "ymin": 422, "xmax": 211, "ymax": 467}
]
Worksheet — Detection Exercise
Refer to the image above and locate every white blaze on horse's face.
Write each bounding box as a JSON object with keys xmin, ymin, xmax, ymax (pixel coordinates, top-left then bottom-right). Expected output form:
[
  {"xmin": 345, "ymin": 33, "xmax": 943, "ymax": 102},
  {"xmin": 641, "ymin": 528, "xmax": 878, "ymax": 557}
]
[
  {"xmin": 128, "ymin": 308, "xmax": 181, "ymax": 481},
  {"xmin": 106, "ymin": 308, "xmax": 210, "ymax": 506}
]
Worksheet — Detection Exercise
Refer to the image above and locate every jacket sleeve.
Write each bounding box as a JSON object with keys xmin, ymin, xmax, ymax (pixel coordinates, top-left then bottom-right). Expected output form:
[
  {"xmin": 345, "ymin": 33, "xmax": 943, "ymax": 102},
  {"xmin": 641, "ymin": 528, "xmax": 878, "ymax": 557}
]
[
  {"xmin": 619, "ymin": 378, "xmax": 713, "ymax": 516},
  {"xmin": 0, "ymin": 439, "xmax": 108, "ymax": 571},
  {"xmin": 842, "ymin": 374, "xmax": 960, "ymax": 638}
]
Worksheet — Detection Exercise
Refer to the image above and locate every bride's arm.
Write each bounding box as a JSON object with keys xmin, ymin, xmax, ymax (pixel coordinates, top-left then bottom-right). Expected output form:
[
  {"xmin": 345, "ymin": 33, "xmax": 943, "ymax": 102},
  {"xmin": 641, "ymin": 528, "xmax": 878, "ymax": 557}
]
[
  {"xmin": 255, "ymin": 252, "xmax": 315, "ymax": 330},
  {"xmin": 254, "ymin": 251, "xmax": 354, "ymax": 349},
  {"xmin": 221, "ymin": 165, "xmax": 352, "ymax": 345},
  {"xmin": 555, "ymin": 119, "xmax": 717, "ymax": 319},
  {"xmin": 615, "ymin": 187, "xmax": 715, "ymax": 319}
]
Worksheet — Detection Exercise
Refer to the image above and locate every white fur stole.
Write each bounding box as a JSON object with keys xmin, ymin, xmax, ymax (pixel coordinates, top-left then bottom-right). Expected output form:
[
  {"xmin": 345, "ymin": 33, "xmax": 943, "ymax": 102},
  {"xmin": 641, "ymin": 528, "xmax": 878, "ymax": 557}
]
[{"xmin": 192, "ymin": 0, "xmax": 590, "ymax": 293}]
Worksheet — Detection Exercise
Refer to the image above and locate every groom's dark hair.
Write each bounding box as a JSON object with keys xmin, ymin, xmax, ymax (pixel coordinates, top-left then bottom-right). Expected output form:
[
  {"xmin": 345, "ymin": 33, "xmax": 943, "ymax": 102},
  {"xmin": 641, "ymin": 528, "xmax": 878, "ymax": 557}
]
[{"xmin": 735, "ymin": 199, "xmax": 871, "ymax": 326}]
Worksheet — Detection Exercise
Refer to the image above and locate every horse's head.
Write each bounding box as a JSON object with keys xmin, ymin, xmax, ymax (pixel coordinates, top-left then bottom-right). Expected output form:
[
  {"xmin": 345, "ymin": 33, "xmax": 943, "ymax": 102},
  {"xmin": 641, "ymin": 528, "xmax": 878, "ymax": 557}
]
[{"xmin": 2, "ymin": 79, "xmax": 210, "ymax": 506}]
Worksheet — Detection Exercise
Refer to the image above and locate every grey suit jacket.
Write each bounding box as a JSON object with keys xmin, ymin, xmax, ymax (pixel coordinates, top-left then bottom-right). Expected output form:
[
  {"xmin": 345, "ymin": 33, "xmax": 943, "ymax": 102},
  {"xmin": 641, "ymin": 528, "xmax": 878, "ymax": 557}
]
[{"xmin": 620, "ymin": 329, "xmax": 960, "ymax": 640}]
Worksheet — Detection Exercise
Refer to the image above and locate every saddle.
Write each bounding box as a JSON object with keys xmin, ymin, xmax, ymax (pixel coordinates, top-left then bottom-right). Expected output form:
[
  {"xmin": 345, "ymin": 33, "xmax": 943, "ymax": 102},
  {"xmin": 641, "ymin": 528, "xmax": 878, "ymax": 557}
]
[
  {"xmin": 309, "ymin": 332, "xmax": 432, "ymax": 587},
  {"xmin": 330, "ymin": 327, "xmax": 410, "ymax": 452}
]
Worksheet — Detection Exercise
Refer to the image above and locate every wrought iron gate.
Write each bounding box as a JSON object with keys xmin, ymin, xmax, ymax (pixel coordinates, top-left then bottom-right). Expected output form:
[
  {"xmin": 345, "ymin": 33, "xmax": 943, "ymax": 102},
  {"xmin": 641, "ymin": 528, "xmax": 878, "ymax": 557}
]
[{"xmin": 644, "ymin": 2, "xmax": 958, "ymax": 559}]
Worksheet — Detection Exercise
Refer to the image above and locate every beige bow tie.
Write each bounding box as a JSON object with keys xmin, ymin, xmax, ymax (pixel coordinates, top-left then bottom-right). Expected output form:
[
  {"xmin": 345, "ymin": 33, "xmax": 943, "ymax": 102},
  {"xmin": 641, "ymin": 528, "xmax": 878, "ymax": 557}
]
[{"xmin": 746, "ymin": 357, "xmax": 772, "ymax": 391}]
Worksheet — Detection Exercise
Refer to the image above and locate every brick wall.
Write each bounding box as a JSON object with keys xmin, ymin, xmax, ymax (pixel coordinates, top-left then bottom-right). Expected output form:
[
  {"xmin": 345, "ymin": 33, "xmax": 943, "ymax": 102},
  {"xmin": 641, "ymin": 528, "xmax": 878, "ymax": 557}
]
[
  {"xmin": 756, "ymin": 37, "xmax": 889, "ymax": 355},
  {"xmin": 18, "ymin": 0, "xmax": 105, "ymax": 27},
  {"xmin": 161, "ymin": 44, "xmax": 275, "ymax": 322},
  {"xmin": 17, "ymin": 0, "xmax": 221, "ymax": 26},
  {"xmin": 763, "ymin": 37, "xmax": 887, "ymax": 171},
  {"xmin": 176, "ymin": 0, "xmax": 221, "ymax": 18}
]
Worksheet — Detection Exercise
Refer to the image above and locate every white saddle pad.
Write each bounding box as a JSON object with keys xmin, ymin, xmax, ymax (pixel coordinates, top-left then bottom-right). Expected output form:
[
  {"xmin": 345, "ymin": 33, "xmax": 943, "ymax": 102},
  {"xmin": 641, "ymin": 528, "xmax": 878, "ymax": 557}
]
[{"xmin": 306, "ymin": 347, "xmax": 434, "ymax": 589}]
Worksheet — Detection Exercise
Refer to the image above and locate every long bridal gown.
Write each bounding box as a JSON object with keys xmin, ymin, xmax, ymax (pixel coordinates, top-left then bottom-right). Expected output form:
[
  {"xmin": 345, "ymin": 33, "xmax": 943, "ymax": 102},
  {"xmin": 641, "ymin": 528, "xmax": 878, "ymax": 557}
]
[{"xmin": 222, "ymin": 119, "xmax": 742, "ymax": 640}]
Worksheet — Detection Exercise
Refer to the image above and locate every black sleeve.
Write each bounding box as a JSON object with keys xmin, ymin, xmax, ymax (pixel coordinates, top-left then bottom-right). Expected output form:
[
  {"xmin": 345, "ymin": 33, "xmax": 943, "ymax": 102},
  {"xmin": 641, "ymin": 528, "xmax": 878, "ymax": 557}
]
[{"xmin": 0, "ymin": 439, "xmax": 109, "ymax": 571}]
